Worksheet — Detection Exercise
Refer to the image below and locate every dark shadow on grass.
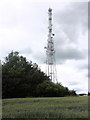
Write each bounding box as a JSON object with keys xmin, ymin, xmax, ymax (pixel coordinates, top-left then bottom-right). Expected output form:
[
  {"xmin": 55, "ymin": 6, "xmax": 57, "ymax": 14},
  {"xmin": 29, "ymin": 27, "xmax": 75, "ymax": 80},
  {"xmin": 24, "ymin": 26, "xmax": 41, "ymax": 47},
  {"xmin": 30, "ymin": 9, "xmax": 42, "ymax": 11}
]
[{"xmin": 1, "ymin": 118, "xmax": 89, "ymax": 120}]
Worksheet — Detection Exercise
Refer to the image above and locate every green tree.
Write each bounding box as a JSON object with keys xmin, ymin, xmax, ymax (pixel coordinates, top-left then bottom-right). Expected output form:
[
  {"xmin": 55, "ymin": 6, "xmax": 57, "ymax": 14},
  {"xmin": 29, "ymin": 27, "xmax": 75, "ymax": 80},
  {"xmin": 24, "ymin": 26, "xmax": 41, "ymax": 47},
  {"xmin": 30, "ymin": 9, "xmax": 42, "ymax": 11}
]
[
  {"xmin": 36, "ymin": 81, "xmax": 76, "ymax": 97},
  {"xmin": 2, "ymin": 51, "xmax": 77, "ymax": 98},
  {"xmin": 2, "ymin": 51, "xmax": 50, "ymax": 98}
]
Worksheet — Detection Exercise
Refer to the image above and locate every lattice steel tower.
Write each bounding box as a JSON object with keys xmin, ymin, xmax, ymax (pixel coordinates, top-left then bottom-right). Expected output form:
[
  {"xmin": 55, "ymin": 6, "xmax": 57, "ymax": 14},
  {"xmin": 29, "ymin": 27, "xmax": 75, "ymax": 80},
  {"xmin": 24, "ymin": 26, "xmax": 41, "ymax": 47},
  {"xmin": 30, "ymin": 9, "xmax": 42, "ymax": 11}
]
[{"xmin": 45, "ymin": 8, "xmax": 57, "ymax": 83}]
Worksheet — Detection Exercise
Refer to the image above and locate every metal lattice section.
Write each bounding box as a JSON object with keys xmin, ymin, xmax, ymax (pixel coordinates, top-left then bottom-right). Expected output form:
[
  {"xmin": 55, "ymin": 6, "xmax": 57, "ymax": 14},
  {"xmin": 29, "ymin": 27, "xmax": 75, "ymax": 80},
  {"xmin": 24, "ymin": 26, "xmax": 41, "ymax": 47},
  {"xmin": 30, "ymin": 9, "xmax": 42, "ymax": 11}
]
[{"xmin": 45, "ymin": 8, "xmax": 57, "ymax": 83}]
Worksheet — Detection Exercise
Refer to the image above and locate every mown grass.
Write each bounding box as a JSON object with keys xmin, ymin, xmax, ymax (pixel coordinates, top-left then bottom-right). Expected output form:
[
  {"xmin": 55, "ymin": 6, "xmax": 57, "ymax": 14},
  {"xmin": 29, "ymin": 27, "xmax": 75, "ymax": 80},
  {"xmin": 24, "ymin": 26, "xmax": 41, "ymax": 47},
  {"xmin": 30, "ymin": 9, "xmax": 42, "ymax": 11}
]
[{"xmin": 2, "ymin": 96, "xmax": 88, "ymax": 118}]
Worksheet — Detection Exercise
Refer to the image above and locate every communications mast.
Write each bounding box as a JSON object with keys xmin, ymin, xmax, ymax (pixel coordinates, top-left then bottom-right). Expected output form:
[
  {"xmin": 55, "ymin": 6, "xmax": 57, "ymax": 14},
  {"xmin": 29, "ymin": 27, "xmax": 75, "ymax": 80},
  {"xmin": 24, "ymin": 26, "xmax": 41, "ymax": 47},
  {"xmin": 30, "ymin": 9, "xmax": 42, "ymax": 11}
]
[{"xmin": 45, "ymin": 8, "xmax": 57, "ymax": 83}]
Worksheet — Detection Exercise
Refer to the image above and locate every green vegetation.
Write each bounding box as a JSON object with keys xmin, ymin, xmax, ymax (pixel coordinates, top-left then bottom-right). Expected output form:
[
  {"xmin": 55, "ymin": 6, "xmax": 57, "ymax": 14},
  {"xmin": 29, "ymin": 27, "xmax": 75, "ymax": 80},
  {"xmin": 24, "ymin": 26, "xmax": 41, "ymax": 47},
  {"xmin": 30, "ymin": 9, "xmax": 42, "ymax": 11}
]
[
  {"xmin": 2, "ymin": 51, "xmax": 88, "ymax": 119},
  {"xmin": 2, "ymin": 96, "xmax": 88, "ymax": 118},
  {"xmin": 2, "ymin": 51, "xmax": 77, "ymax": 98}
]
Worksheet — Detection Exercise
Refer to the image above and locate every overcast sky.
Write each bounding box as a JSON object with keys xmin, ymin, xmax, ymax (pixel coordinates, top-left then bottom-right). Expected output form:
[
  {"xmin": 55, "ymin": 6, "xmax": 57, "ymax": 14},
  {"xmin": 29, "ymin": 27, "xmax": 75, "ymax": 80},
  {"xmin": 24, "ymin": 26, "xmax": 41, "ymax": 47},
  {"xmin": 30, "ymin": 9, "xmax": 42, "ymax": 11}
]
[{"xmin": 0, "ymin": 0, "xmax": 88, "ymax": 94}]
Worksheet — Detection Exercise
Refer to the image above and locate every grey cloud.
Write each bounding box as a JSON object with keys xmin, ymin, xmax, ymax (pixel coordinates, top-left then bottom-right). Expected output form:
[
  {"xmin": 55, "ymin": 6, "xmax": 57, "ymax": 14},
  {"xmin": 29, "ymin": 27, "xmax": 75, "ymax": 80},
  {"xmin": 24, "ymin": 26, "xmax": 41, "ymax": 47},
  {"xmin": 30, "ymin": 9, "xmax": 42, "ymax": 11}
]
[
  {"xmin": 33, "ymin": 51, "xmax": 45, "ymax": 64},
  {"xmin": 54, "ymin": 2, "xmax": 88, "ymax": 43},
  {"xmin": 0, "ymin": 2, "xmax": 18, "ymax": 29},
  {"xmin": 20, "ymin": 48, "xmax": 45, "ymax": 64},
  {"xmin": 33, "ymin": 43, "xmax": 86, "ymax": 64},
  {"xmin": 19, "ymin": 48, "xmax": 32, "ymax": 55},
  {"xmin": 50, "ymin": 2, "xmax": 88, "ymax": 64},
  {"xmin": 78, "ymin": 64, "xmax": 88, "ymax": 70},
  {"xmin": 35, "ymin": 38, "xmax": 86, "ymax": 64},
  {"xmin": 55, "ymin": 47, "xmax": 85, "ymax": 64},
  {"xmin": 88, "ymin": 2, "xmax": 90, "ymax": 29},
  {"xmin": 0, "ymin": 1, "xmax": 88, "ymax": 67},
  {"xmin": 68, "ymin": 82, "xmax": 79, "ymax": 86},
  {"xmin": 87, "ymin": 72, "xmax": 90, "ymax": 78}
]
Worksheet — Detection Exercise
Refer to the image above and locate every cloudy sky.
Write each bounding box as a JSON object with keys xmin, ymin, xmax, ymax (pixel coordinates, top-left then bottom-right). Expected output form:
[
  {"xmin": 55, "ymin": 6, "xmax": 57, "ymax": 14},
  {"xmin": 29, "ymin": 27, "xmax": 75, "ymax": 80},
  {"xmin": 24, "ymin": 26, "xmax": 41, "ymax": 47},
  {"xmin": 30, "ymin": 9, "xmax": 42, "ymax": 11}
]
[{"xmin": 0, "ymin": 0, "xmax": 88, "ymax": 94}]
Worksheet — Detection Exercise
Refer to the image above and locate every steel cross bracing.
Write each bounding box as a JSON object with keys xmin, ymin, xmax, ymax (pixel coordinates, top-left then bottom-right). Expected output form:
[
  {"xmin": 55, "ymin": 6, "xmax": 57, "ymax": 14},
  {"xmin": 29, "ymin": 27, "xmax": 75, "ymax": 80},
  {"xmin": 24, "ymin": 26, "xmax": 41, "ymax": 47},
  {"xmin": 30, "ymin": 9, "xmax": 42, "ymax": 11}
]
[{"xmin": 45, "ymin": 8, "xmax": 57, "ymax": 83}]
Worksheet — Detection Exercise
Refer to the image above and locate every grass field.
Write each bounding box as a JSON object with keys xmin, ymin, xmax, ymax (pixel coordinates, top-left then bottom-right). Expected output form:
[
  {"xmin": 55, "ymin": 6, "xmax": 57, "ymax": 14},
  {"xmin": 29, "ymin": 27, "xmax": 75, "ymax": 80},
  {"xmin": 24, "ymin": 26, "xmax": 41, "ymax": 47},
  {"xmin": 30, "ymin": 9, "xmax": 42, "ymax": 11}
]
[{"xmin": 2, "ymin": 96, "xmax": 88, "ymax": 118}]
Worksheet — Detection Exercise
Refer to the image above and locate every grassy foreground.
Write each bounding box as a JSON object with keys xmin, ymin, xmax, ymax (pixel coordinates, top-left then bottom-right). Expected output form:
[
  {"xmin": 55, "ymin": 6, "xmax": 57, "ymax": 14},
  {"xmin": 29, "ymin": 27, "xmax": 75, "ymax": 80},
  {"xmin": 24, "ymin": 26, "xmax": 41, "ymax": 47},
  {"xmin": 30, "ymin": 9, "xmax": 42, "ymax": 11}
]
[{"xmin": 2, "ymin": 96, "xmax": 88, "ymax": 118}]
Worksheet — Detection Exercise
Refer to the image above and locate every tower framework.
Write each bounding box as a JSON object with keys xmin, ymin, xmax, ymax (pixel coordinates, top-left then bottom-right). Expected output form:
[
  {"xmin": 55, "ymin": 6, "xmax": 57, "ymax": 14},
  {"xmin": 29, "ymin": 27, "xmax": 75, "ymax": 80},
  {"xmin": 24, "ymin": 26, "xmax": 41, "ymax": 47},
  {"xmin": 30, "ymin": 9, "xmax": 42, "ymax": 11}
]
[{"xmin": 45, "ymin": 8, "xmax": 57, "ymax": 83}]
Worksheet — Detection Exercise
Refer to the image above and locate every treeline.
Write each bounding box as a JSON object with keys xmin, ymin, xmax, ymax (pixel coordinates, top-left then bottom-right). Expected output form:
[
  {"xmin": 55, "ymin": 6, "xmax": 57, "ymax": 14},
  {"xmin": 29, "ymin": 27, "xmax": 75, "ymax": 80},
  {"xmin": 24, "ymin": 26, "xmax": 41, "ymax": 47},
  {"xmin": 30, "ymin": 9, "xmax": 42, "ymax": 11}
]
[{"xmin": 2, "ymin": 51, "xmax": 77, "ymax": 98}]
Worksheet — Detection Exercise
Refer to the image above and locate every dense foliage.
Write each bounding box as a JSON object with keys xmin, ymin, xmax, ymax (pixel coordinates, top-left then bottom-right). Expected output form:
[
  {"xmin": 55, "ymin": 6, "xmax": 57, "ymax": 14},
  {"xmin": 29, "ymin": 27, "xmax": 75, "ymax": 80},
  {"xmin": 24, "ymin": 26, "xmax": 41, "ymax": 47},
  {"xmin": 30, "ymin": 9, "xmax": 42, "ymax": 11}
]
[{"xmin": 2, "ymin": 51, "xmax": 77, "ymax": 98}]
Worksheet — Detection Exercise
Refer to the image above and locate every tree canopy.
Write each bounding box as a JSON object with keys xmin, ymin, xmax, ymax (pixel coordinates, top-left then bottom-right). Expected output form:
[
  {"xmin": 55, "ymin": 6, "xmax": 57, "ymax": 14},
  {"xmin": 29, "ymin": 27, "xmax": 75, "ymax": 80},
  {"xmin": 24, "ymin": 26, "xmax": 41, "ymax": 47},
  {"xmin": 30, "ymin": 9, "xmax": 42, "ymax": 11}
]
[{"xmin": 2, "ymin": 51, "xmax": 77, "ymax": 98}]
